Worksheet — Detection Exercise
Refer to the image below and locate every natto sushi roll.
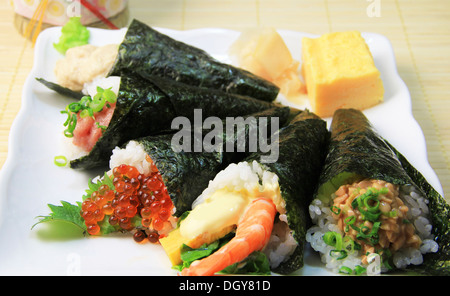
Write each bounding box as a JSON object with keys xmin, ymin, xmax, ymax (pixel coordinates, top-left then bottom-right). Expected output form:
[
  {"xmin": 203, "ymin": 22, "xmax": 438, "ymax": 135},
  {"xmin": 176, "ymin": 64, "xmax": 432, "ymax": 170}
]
[
  {"xmin": 306, "ymin": 109, "xmax": 450, "ymax": 275},
  {"xmin": 161, "ymin": 111, "xmax": 329, "ymax": 275}
]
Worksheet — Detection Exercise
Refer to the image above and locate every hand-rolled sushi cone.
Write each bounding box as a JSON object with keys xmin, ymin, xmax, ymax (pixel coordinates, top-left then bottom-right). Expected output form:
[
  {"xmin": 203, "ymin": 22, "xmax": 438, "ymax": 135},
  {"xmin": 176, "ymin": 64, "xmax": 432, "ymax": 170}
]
[
  {"xmin": 108, "ymin": 19, "xmax": 280, "ymax": 102},
  {"xmin": 162, "ymin": 111, "xmax": 329, "ymax": 275},
  {"xmin": 58, "ymin": 73, "xmax": 278, "ymax": 170},
  {"xmin": 307, "ymin": 109, "xmax": 450, "ymax": 275},
  {"xmin": 77, "ymin": 107, "xmax": 291, "ymax": 244}
]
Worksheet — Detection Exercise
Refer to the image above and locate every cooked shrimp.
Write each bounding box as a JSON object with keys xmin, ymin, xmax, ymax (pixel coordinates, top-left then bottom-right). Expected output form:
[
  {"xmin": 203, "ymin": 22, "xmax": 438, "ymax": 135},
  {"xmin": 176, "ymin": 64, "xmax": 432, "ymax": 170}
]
[{"xmin": 180, "ymin": 197, "xmax": 277, "ymax": 276}]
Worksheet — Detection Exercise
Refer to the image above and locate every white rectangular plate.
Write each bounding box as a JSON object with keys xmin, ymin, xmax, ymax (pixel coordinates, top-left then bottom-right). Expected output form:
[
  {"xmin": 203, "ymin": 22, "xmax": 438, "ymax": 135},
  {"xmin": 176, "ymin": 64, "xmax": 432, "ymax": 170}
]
[{"xmin": 0, "ymin": 26, "xmax": 443, "ymax": 275}]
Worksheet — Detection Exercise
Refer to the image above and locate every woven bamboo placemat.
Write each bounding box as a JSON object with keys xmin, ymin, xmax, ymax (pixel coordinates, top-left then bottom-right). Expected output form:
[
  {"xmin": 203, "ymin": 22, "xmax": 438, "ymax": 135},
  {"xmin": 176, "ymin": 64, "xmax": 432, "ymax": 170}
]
[{"xmin": 1, "ymin": 0, "xmax": 449, "ymax": 201}]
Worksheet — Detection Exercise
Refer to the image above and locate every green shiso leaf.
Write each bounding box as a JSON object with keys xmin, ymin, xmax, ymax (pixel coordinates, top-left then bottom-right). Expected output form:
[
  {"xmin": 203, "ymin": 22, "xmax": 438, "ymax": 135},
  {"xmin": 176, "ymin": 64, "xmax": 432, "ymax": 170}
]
[
  {"xmin": 173, "ymin": 233, "xmax": 233, "ymax": 272},
  {"xmin": 219, "ymin": 251, "xmax": 271, "ymax": 275},
  {"xmin": 32, "ymin": 200, "xmax": 86, "ymax": 234}
]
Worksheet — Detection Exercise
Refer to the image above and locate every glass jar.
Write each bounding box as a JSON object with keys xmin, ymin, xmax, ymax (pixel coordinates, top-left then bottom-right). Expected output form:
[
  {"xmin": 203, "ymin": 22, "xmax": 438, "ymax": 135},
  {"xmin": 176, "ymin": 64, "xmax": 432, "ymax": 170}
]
[{"xmin": 13, "ymin": 0, "xmax": 129, "ymax": 38}]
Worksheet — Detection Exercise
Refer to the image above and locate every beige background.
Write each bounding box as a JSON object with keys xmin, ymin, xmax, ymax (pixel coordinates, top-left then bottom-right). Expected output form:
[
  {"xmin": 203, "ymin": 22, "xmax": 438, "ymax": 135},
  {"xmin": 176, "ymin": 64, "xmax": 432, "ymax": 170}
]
[{"xmin": 1, "ymin": 0, "xmax": 449, "ymax": 202}]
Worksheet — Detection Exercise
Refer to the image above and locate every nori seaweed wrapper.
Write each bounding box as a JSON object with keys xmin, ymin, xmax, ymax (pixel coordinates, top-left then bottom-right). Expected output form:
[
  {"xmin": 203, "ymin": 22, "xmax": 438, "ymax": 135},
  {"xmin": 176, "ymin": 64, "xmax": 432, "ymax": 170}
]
[
  {"xmin": 108, "ymin": 19, "xmax": 280, "ymax": 102},
  {"xmin": 315, "ymin": 108, "xmax": 450, "ymax": 275},
  {"xmin": 129, "ymin": 106, "xmax": 291, "ymax": 217},
  {"xmin": 35, "ymin": 78, "xmax": 84, "ymax": 100},
  {"xmin": 245, "ymin": 110, "xmax": 330, "ymax": 274},
  {"xmin": 70, "ymin": 74, "xmax": 278, "ymax": 170}
]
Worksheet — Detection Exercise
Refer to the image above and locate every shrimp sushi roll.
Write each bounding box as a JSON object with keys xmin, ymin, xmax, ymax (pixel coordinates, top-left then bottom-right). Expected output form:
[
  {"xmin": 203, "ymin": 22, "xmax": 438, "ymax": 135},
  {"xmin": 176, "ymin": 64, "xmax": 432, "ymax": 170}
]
[
  {"xmin": 55, "ymin": 73, "xmax": 278, "ymax": 170},
  {"xmin": 307, "ymin": 109, "xmax": 450, "ymax": 275},
  {"xmin": 160, "ymin": 111, "xmax": 329, "ymax": 275},
  {"xmin": 109, "ymin": 19, "xmax": 280, "ymax": 102}
]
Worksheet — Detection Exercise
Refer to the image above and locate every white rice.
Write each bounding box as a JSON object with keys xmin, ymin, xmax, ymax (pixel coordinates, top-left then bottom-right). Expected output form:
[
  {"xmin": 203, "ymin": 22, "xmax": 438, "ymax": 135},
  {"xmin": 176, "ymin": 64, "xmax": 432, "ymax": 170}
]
[
  {"xmin": 82, "ymin": 76, "xmax": 121, "ymax": 97},
  {"xmin": 109, "ymin": 140, "xmax": 155, "ymax": 175},
  {"xmin": 306, "ymin": 184, "xmax": 439, "ymax": 274},
  {"xmin": 192, "ymin": 160, "xmax": 297, "ymax": 269}
]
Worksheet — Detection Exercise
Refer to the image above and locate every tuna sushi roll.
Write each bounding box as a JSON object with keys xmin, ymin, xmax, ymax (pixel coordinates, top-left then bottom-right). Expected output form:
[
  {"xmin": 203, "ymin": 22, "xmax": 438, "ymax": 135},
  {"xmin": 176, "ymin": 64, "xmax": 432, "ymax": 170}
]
[
  {"xmin": 306, "ymin": 109, "xmax": 450, "ymax": 275},
  {"xmin": 160, "ymin": 111, "xmax": 329, "ymax": 275},
  {"xmin": 109, "ymin": 19, "xmax": 280, "ymax": 102},
  {"xmin": 56, "ymin": 73, "xmax": 278, "ymax": 170}
]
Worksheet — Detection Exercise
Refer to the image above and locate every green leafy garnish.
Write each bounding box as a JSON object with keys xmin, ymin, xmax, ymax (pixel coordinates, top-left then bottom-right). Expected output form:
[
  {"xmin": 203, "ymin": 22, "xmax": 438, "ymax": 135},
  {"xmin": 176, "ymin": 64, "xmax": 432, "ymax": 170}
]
[
  {"xmin": 82, "ymin": 172, "xmax": 114, "ymax": 201},
  {"xmin": 173, "ymin": 233, "xmax": 233, "ymax": 271},
  {"xmin": 173, "ymin": 233, "xmax": 271, "ymax": 275},
  {"xmin": 32, "ymin": 200, "xmax": 86, "ymax": 233},
  {"xmin": 219, "ymin": 251, "xmax": 271, "ymax": 275},
  {"xmin": 33, "ymin": 172, "xmax": 118, "ymax": 237},
  {"xmin": 54, "ymin": 17, "xmax": 90, "ymax": 54}
]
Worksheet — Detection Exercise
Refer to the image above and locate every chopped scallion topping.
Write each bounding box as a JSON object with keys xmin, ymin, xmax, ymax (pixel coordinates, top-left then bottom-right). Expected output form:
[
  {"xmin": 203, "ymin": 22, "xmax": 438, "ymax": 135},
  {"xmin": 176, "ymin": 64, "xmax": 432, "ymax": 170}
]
[
  {"xmin": 323, "ymin": 231, "xmax": 343, "ymax": 250},
  {"xmin": 330, "ymin": 205, "xmax": 341, "ymax": 215},
  {"xmin": 60, "ymin": 87, "xmax": 116, "ymax": 138},
  {"xmin": 54, "ymin": 155, "xmax": 68, "ymax": 167}
]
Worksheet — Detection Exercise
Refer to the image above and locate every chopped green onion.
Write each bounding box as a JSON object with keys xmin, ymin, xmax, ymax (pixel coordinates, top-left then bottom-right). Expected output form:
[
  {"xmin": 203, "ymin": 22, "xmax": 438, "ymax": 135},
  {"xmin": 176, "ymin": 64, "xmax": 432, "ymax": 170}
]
[
  {"xmin": 361, "ymin": 209, "xmax": 381, "ymax": 222},
  {"xmin": 363, "ymin": 195, "xmax": 380, "ymax": 213},
  {"xmin": 344, "ymin": 215, "xmax": 356, "ymax": 225},
  {"xmin": 54, "ymin": 155, "xmax": 68, "ymax": 167},
  {"xmin": 342, "ymin": 236, "xmax": 358, "ymax": 254},
  {"xmin": 60, "ymin": 87, "xmax": 116, "ymax": 138},
  {"xmin": 338, "ymin": 266, "xmax": 353, "ymax": 274},
  {"xmin": 103, "ymin": 88, "xmax": 117, "ymax": 103},
  {"xmin": 354, "ymin": 265, "xmax": 366, "ymax": 275},
  {"xmin": 68, "ymin": 102, "xmax": 81, "ymax": 113},
  {"xmin": 95, "ymin": 122, "xmax": 107, "ymax": 131},
  {"xmin": 330, "ymin": 205, "xmax": 341, "ymax": 215},
  {"xmin": 80, "ymin": 109, "xmax": 90, "ymax": 118},
  {"xmin": 323, "ymin": 231, "xmax": 343, "ymax": 250},
  {"xmin": 330, "ymin": 250, "xmax": 348, "ymax": 260},
  {"xmin": 90, "ymin": 93, "xmax": 106, "ymax": 113}
]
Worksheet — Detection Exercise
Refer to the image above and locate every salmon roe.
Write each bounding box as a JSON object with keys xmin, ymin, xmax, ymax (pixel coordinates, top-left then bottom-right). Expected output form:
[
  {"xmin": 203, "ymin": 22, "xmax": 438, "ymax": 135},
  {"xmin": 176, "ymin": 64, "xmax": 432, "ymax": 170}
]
[{"xmin": 80, "ymin": 164, "xmax": 174, "ymax": 243}]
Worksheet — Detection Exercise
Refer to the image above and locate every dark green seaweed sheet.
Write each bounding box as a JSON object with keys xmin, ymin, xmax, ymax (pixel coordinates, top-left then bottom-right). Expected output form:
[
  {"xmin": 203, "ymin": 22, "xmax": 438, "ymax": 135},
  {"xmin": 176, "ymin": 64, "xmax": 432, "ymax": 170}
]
[
  {"xmin": 70, "ymin": 74, "xmax": 278, "ymax": 170},
  {"xmin": 245, "ymin": 111, "xmax": 330, "ymax": 274},
  {"xmin": 131, "ymin": 106, "xmax": 291, "ymax": 217},
  {"xmin": 316, "ymin": 108, "xmax": 450, "ymax": 275},
  {"xmin": 109, "ymin": 19, "xmax": 280, "ymax": 102},
  {"xmin": 35, "ymin": 78, "xmax": 84, "ymax": 100}
]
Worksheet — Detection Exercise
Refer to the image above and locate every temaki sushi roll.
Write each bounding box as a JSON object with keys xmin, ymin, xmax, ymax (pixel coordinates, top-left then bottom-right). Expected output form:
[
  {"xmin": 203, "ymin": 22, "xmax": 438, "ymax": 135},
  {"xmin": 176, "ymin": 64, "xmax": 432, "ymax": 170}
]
[
  {"xmin": 109, "ymin": 19, "xmax": 280, "ymax": 102},
  {"xmin": 306, "ymin": 109, "xmax": 450, "ymax": 275},
  {"xmin": 161, "ymin": 111, "xmax": 329, "ymax": 275},
  {"xmin": 35, "ymin": 107, "xmax": 291, "ymax": 244},
  {"xmin": 58, "ymin": 73, "xmax": 278, "ymax": 170}
]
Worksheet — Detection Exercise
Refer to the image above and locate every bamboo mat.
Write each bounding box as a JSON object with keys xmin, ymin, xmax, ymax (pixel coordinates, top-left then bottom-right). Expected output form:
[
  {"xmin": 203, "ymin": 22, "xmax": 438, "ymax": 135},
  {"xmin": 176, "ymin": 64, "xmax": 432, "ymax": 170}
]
[{"xmin": 1, "ymin": 0, "xmax": 449, "ymax": 202}]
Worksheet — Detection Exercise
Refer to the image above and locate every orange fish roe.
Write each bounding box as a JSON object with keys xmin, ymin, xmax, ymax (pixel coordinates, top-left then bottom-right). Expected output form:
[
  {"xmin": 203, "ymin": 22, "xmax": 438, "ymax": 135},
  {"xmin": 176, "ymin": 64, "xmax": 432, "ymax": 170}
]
[{"xmin": 80, "ymin": 164, "xmax": 174, "ymax": 243}]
